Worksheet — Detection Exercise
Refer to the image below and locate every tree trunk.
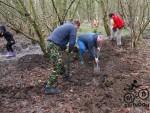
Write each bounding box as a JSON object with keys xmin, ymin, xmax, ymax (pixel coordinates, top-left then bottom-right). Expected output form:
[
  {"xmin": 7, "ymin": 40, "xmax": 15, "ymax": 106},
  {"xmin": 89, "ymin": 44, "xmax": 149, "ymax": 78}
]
[
  {"xmin": 100, "ymin": 0, "xmax": 111, "ymax": 36},
  {"xmin": 103, "ymin": 13, "xmax": 111, "ymax": 36}
]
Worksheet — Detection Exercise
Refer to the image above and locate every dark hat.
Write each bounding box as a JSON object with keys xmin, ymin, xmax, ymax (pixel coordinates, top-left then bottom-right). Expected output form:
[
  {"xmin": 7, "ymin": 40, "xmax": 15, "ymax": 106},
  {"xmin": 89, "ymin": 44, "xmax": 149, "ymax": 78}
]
[{"xmin": 109, "ymin": 13, "xmax": 114, "ymax": 18}]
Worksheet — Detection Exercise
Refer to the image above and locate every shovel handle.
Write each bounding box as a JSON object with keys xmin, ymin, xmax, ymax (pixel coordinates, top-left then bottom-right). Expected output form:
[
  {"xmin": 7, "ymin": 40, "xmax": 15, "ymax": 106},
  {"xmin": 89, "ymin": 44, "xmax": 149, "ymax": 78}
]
[
  {"xmin": 96, "ymin": 62, "xmax": 99, "ymax": 68},
  {"xmin": 67, "ymin": 52, "xmax": 70, "ymax": 76}
]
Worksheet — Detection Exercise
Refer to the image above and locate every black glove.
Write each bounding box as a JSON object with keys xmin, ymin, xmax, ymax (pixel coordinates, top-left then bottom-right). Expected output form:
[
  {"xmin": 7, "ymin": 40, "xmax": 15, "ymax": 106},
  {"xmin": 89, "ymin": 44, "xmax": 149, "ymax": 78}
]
[
  {"xmin": 69, "ymin": 46, "xmax": 73, "ymax": 53},
  {"xmin": 72, "ymin": 46, "xmax": 79, "ymax": 53},
  {"xmin": 60, "ymin": 46, "xmax": 67, "ymax": 51}
]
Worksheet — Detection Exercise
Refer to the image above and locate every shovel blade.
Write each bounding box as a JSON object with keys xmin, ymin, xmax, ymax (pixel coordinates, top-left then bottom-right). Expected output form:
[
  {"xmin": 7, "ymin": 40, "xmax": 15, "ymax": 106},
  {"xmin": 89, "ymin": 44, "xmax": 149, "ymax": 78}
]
[{"xmin": 94, "ymin": 65, "xmax": 100, "ymax": 74}]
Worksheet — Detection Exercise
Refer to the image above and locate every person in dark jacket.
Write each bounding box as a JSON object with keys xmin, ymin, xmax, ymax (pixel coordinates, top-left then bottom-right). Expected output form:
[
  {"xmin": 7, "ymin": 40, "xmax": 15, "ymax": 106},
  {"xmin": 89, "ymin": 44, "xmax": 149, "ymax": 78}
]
[
  {"xmin": 109, "ymin": 13, "xmax": 124, "ymax": 46},
  {"xmin": 0, "ymin": 25, "xmax": 16, "ymax": 57},
  {"xmin": 45, "ymin": 20, "xmax": 80, "ymax": 94},
  {"xmin": 77, "ymin": 32, "xmax": 104, "ymax": 64}
]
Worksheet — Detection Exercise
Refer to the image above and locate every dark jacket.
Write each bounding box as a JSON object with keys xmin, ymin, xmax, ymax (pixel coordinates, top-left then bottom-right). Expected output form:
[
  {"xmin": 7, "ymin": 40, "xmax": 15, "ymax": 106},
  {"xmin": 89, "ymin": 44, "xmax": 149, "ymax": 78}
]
[
  {"xmin": 0, "ymin": 26, "xmax": 15, "ymax": 43},
  {"xmin": 3, "ymin": 31, "xmax": 15, "ymax": 43}
]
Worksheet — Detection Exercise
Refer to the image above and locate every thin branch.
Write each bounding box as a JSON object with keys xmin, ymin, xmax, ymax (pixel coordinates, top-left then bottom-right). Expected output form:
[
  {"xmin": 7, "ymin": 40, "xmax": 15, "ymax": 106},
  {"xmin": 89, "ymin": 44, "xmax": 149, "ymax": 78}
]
[
  {"xmin": 62, "ymin": 0, "xmax": 76, "ymax": 21},
  {"xmin": 0, "ymin": 7, "xmax": 26, "ymax": 21},
  {"xmin": 137, "ymin": 19, "xmax": 150, "ymax": 41},
  {"xmin": 0, "ymin": 0, "xmax": 24, "ymax": 16},
  {"xmin": 9, "ymin": 24, "xmax": 39, "ymax": 43},
  {"xmin": 51, "ymin": 0, "xmax": 62, "ymax": 23},
  {"xmin": 0, "ymin": 0, "xmax": 18, "ymax": 12},
  {"xmin": 71, "ymin": 0, "xmax": 81, "ymax": 20}
]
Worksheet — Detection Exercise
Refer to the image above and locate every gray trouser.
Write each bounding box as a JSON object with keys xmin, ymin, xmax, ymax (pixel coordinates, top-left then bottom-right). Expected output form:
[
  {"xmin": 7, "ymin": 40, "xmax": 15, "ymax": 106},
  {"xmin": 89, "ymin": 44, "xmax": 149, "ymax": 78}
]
[{"xmin": 111, "ymin": 28, "xmax": 122, "ymax": 46}]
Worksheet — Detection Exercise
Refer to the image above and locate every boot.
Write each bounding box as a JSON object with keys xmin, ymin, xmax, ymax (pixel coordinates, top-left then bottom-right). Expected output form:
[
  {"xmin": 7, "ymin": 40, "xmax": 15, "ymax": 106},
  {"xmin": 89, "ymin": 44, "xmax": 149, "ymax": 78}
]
[{"xmin": 44, "ymin": 85, "xmax": 61, "ymax": 94}]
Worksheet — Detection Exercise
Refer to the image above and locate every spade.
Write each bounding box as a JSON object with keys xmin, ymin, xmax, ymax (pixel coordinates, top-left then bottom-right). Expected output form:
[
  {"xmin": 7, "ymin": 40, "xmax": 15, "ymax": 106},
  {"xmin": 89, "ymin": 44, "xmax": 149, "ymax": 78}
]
[
  {"xmin": 94, "ymin": 62, "xmax": 100, "ymax": 74},
  {"xmin": 94, "ymin": 48, "xmax": 101, "ymax": 74}
]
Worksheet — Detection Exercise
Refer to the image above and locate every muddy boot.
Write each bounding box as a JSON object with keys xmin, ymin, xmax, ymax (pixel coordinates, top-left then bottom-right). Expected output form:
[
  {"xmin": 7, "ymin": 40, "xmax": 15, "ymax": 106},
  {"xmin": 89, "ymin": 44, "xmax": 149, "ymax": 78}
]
[{"xmin": 44, "ymin": 86, "xmax": 61, "ymax": 94}]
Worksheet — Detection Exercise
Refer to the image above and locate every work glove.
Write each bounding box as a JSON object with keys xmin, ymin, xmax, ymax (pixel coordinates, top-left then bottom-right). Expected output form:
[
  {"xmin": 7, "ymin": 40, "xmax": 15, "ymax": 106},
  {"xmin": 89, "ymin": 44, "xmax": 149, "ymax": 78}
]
[
  {"xmin": 60, "ymin": 46, "xmax": 67, "ymax": 51},
  {"xmin": 68, "ymin": 46, "xmax": 73, "ymax": 53}
]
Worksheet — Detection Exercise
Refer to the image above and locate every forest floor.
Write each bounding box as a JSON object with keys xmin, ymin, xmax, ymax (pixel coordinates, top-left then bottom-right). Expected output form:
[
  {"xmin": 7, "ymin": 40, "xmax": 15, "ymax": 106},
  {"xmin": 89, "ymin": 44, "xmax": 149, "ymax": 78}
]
[{"xmin": 0, "ymin": 34, "xmax": 150, "ymax": 113}]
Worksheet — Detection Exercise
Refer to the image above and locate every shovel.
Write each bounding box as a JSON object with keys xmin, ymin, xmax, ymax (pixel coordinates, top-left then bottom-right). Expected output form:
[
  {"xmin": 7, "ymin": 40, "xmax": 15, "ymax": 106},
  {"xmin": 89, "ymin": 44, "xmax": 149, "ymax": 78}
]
[
  {"xmin": 94, "ymin": 62, "xmax": 100, "ymax": 74},
  {"xmin": 94, "ymin": 48, "xmax": 101, "ymax": 74},
  {"xmin": 63, "ymin": 52, "xmax": 71, "ymax": 81},
  {"xmin": 66, "ymin": 52, "xmax": 70, "ymax": 76}
]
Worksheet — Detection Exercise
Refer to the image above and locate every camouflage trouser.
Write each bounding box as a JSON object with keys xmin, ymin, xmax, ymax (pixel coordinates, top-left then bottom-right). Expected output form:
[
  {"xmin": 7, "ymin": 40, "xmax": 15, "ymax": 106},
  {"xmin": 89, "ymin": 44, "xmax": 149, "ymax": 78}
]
[{"xmin": 47, "ymin": 42, "xmax": 65, "ymax": 87}]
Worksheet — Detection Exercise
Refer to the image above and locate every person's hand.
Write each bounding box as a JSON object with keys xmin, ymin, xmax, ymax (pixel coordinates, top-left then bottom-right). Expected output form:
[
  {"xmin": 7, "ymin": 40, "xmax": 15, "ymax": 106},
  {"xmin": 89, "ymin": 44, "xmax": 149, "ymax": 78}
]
[
  {"xmin": 61, "ymin": 46, "xmax": 67, "ymax": 51},
  {"xmin": 10, "ymin": 40, "xmax": 15, "ymax": 44},
  {"xmin": 95, "ymin": 58, "xmax": 99, "ymax": 63},
  {"xmin": 97, "ymin": 47, "xmax": 101, "ymax": 51},
  {"xmin": 0, "ymin": 32, "xmax": 3, "ymax": 37},
  {"xmin": 69, "ymin": 46, "xmax": 73, "ymax": 53},
  {"xmin": 113, "ymin": 28, "xmax": 117, "ymax": 32}
]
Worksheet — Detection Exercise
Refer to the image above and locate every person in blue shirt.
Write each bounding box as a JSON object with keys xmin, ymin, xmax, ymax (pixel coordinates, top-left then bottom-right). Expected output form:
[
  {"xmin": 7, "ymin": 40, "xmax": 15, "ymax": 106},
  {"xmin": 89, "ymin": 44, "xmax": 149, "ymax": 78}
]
[
  {"xmin": 46, "ymin": 20, "xmax": 80, "ymax": 94},
  {"xmin": 77, "ymin": 32, "xmax": 104, "ymax": 64},
  {"xmin": 48, "ymin": 21, "xmax": 79, "ymax": 51}
]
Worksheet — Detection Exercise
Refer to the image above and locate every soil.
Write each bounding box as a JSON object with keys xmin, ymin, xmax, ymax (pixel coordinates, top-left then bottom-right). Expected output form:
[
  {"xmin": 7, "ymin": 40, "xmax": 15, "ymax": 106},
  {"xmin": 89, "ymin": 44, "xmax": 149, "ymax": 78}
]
[{"xmin": 0, "ymin": 34, "xmax": 150, "ymax": 113}]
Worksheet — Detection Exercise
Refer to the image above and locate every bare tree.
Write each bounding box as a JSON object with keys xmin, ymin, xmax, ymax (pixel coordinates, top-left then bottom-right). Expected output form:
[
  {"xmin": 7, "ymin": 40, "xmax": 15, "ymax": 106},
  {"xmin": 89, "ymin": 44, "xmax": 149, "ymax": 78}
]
[
  {"xmin": 96, "ymin": 0, "xmax": 111, "ymax": 36},
  {"xmin": 120, "ymin": 0, "xmax": 150, "ymax": 48},
  {"xmin": 0, "ymin": 0, "xmax": 80, "ymax": 56}
]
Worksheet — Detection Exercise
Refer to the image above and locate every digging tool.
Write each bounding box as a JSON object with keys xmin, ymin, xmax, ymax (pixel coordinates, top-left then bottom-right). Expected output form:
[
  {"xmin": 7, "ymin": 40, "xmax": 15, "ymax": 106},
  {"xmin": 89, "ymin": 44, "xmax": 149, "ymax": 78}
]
[
  {"xmin": 94, "ymin": 61, "xmax": 100, "ymax": 74},
  {"xmin": 63, "ymin": 52, "xmax": 71, "ymax": 81},
  {"xmin": 67, "ymin": 52, "xmax": 70, "ymax": 76},
  {"xmin": 94, "ymin": 48, "xmax": 101, "ymax": 74}
]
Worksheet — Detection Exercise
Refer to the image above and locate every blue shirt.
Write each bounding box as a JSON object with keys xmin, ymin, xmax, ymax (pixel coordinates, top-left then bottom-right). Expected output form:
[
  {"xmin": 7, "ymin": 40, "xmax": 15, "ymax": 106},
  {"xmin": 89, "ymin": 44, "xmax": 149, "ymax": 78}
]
[
  {"xmin": 47, "ymin": 23, "xmax": 77, "ymax": 48},
  {"xmin": 78, "ymin": 32, "xmax": 98, "ymax": 58}
]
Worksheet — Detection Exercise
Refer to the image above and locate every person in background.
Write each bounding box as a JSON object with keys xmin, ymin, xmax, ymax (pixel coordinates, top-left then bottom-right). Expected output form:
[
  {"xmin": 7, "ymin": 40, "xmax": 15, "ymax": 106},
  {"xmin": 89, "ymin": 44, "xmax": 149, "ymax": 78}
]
[
  {"xmin": 46, "ymin": 20, "xmax": 80, "ymax": 94},
  {"xmin": 109, "ymin": 13, "xmax": 124, "ymax": 47},
  {"xmin": 92, "ymin": 19, "xmax": 99, "ymax": 33},
  {"xmin": 0, "ymin": 25, "xmax": 16, "ymax": 57},
  {"xmin": 77, "ymin": 32, "xmax": 104, "ymax": 65}
]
